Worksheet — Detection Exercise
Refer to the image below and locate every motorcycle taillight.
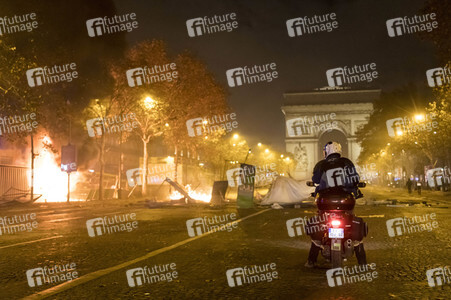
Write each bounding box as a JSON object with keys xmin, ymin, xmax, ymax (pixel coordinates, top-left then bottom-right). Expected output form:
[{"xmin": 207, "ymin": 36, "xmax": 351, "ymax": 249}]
[{"xmin": 331, "ymin": 219, "xmax": 341, "ymax": 227}]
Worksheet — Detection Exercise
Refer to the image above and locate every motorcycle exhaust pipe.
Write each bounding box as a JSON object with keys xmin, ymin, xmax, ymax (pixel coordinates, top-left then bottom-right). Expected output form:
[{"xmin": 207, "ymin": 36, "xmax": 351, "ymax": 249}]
[{"xmin": 344, "ymin": 239, "xmax": 353, "ymax": 257}]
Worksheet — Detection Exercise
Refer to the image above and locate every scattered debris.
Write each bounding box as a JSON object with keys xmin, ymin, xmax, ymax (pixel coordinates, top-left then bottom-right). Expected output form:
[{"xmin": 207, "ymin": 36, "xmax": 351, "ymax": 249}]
[{"xmin": 271, "ymin": 203, "xmax": 284, "ymax": 209}]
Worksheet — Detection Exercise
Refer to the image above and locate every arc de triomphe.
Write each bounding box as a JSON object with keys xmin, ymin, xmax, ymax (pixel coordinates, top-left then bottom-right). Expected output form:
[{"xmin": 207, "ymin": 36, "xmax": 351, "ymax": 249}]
[{"xmin": 282, "ymin": 89, "xmax": 380, "ymax": 180}]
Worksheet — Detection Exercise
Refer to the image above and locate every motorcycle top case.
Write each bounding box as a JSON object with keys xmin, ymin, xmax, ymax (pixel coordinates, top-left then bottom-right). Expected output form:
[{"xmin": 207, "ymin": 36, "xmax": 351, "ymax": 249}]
[{"xmin": 316, "ymin": 188, "xmax": 356, "ymax": 211}]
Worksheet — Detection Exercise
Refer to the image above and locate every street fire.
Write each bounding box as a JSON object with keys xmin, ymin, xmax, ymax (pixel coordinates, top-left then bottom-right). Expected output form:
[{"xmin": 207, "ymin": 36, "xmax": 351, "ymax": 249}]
[
  {"xmin": 31, "ymin": 136, "xmax": 80, "ymax": 202},
  {"xmin": 169, "ymin": 184, "xmax": 211, "ymax": 203}
]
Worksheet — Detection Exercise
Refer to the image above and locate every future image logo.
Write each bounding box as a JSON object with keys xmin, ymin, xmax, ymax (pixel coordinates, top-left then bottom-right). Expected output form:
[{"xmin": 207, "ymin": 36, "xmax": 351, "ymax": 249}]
[
  {"xmin": 426, "ymin": 167, "xmax": 450, "ymax": 188},
  {"xmin": 86, "ymin": 113, "xmax": 138, "ymax": 138},
  {"xmin": 226, "ymin": 63, "xmax": 278, "ymax": 87},
  {"xmin": 226, "ymin": 167, "xmax": 243, "ymax": 187},
  {"xmin": 386, "ymin": 13, "xmax": 438, "ymax": 37},
  {"xmin": 226, "ymin": 263, "xmax": 278, "ymax": 287},
  {"xmin": 286, "ymin": 215, "xmax": 331, "ymax": 237},
  {"xmin": 386, "ymin": 114, "xmax": 438, "ymax": 138},
  {"xmin": 26, "ymin": 63, "xmax": 78, "ymax": 88},
  {"xmin": 426, "ymin": 67, "xmax": 450, "ymax": 87},
  {"xmin": 0, "ymin": 114, "xmax": 38, "ymax": 136},
  {"xmin": 186, "ymin": 214, "xmax": 238, "ymax": 237},
  {"xmin": 386, "ymin": 118, "xmax": 404, "ymax": 137},
  {"xmin": 286, "ymin": 13, "xmax": 338, "ymax": 37},
  {"xmin": 426, "ymin": 266, "xmax": 450, "ymax": 287},
  {"xmin": 326, "ymin": 264, "xmax": 378, "ymax": 287},
  {"xmin": 325, "ymin": 166, "xmax": 359, "ymax": 187},
  {"xmin": 126, "ymin": 264, "xmax": 178, "ymax": 288},
  {"xmin": 86, "ymin": 213, "xmax": 138, "ymax": 237},
  {"xmin": 0, "ymin": 213, "xmax": 38, "ymax": 235},
  {"xmin": 186, "ymin": 113, "xmax": 238, "ymax": 137},
  {"xmin": 126, "ymin": 168, "xmax": 142, "ymax": 187},
  {"xmin": 386, "ymin": 213, "xmax": 438, "ymax": 237},
  {"xmin": 0, "ymin": 13, "xmax": 38, "ymax": 35},
  {"xmin": 286, "ymin": 113, "xmax": 337, "ymax": 137},
  {"xmin": 186, "ymin": 13, "xmax": 238, "ymax": 37},
  {"xmin": 326, "ymin": 63, "xmax": 378, "ymax": 87},
  {"xmin": 86, "ymin": 13, "xmax": 138, "ymax": 37},
  {"xmin": 26, "ymin": 263, "xmax": 78, "ymax": 287},
  {"xmin": 386, "ymin": 217, "xmax": 404, "ymax": 237},
  {"xmin": 126, "ymin": 64, "xmax": 178, "ymax": 87}
]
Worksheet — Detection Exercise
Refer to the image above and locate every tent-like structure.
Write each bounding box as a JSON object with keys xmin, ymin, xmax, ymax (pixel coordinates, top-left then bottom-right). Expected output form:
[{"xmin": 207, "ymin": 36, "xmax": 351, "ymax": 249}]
[{"xmin": 260, "ymin": 176, "xmax": 314, "ymax": 205}]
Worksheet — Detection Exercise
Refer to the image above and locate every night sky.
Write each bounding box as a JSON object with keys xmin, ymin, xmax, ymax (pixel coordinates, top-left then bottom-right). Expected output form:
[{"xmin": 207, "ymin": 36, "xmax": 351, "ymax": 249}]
[{"xmin": 114, "ymin": 0, "xmax": 438, "ymax": 151}]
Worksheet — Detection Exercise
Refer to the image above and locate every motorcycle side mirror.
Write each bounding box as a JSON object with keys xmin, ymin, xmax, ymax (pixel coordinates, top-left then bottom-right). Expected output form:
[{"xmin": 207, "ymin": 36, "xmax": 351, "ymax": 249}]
[
  {"xmin": 306, "ymin": 181, "xmax": 316, "ymax": 187},
  {"xmin": 358, "ymin": 182, "xmax": 366, "ymax": 188}
]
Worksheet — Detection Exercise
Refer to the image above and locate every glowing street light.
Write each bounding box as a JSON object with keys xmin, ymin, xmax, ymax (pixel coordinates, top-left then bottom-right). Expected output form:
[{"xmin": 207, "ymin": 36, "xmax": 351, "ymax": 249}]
[
  {"xmin": 280, "ymin": 154, "xmax": 284, "ymax": 158},
  {"xmin": 233, "ymin": 134, "xmax": 239, "ymax": 139},
  {"xmin": 414, "ymin": 114, "xmax": 425, "ymax": 122},
  {"xmin": 265, "ymin": 149, "xmax": 269, "ymax": 153},
  {"xmin": 258, "ymin": 143, "xmax": 262, "ymax": 147},
  {"xmin": 144, "ymin": 96, "xmax": 156, "ymax": 109}
]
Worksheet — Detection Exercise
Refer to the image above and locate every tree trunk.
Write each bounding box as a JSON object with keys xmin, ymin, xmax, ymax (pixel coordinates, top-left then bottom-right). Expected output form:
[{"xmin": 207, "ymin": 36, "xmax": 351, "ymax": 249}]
[
  {"xmin": 30, "ymin": 134, "xmax": 34, "ymax": 202},
  {"xmin": 174, "ymin": 146, "xmax": 178, "ymax": 183},
  {"xmin": 142, "ymin": 138, "xmax": 148, "ymax": 196},
  {"xmin": 98, "ymin": 133, "xmax": 105, "ymax": 201},
  {"xmin": 118, "ymin": 131, "xmax": 123, "ymax": 199}
]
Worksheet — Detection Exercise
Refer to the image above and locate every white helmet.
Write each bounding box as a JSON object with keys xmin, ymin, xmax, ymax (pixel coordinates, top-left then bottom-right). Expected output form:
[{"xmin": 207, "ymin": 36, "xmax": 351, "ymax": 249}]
[{"xmin": 324, "ymin": 141, "xmax": 342, "ymax": 158}]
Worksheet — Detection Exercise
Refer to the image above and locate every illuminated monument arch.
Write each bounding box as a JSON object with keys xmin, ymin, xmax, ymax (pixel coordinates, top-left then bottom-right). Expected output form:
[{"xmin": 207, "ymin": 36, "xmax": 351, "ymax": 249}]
[{"xmin": 281, "ymin": 89, "xmax": 380, "ymax": 180}]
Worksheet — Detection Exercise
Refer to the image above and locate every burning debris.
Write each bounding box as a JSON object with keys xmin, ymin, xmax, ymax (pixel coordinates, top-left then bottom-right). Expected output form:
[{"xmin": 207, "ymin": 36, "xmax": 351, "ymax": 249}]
[{"xmin": 31, "ymin": 136, "xmax": 81, "ymax": 202}]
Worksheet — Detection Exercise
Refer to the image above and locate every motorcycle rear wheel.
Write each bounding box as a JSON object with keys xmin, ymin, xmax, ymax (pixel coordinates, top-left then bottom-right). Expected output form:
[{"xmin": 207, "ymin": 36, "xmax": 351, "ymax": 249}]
[{"xmin": 331, "ymin": 250, "xmax": 342, "ymax": 268}]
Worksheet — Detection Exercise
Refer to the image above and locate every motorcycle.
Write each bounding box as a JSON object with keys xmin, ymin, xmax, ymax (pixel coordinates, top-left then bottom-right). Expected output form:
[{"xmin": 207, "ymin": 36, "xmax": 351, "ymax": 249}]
[{"xmin": 305, "ymin": 181, "xmax": 368, "ymax": 268}]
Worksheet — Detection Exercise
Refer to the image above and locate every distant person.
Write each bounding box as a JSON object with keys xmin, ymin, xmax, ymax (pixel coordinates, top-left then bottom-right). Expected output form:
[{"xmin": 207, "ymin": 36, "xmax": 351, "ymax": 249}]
[{"xmin": 406, "ymin": 178, "xmax": 413, "ymax": 194}]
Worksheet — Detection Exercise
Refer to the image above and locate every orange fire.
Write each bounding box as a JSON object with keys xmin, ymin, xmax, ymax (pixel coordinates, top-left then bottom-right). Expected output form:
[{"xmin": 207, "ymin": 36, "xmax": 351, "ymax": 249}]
[
  {"xmin": 31, "ymin": 136, "xmax": 81, "ymax": 202},
  {"xmin": 169, "ymin": 184, "xmax": 211, "ymax": 203}
]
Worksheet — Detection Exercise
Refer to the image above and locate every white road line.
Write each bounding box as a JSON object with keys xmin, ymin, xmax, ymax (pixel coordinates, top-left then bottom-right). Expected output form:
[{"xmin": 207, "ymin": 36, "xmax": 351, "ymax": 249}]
[
  {"xmin": 359, "ymin": 215, "xmax": 385, "ymax": 218},
  {"xmin": 22, "ymin": 209, "xmax": 271, "ymax": 300},
  {"xmin": 47, "ymin": 217, "xmax": 84, "ymax": 223},
  {"xmin": 0, "ymin": 235, "xmax": 64, "ymax": 250}
]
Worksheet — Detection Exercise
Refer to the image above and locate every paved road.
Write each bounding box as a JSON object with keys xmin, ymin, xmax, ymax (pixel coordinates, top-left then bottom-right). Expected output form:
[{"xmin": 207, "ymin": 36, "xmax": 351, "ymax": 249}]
[{"xmin": 0, "ymin": 188, "xmax": 450, "ymax": 299}]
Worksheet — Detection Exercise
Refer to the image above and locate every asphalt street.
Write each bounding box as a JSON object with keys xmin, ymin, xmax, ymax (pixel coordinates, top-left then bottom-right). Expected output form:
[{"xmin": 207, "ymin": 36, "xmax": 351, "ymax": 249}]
[{"xmin": 0, "ymin": 186, "xmax": 450, "ymax": 299}]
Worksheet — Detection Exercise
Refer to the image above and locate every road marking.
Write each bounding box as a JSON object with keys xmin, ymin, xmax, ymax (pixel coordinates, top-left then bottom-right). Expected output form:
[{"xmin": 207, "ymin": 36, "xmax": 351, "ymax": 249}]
[
  {"xmin": 47, "ymin": 217, "xmax": 83, "ymax": 223},
  {"xmin": 22, "ymin": 209, "xmax": 271, "ymax": 299},
  {"xmin": 0, "ymin": 235, "xmax": 63, "ymax": 250}
]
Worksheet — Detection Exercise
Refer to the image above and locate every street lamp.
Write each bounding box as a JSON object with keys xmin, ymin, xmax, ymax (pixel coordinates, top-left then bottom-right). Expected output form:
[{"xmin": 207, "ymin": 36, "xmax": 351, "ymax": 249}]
[
  {"xmin": 144, "ymin": 96, "xmax": 156, "ymax": 109},
  {"xmin": 233, "ymin": 133, "xmax": 239, "ymax": 139},
  {"xmin": 258, "ymin": 143, "xmax": 262, "ymax": 147},
  {"xmin": 414, "ymin": 114, "xmax": 425, "ymax": 122}
]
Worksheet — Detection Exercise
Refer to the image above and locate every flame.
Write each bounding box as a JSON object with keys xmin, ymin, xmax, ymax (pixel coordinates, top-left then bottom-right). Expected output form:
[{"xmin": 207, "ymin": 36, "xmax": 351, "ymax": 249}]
[
  {"xmin": 169, "ymin": 184, "xmax": 211, "ymax": 203},
  {"xmin": 30, "ymin": 137, "xmax": 81, "ymax": 202}
]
